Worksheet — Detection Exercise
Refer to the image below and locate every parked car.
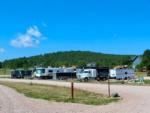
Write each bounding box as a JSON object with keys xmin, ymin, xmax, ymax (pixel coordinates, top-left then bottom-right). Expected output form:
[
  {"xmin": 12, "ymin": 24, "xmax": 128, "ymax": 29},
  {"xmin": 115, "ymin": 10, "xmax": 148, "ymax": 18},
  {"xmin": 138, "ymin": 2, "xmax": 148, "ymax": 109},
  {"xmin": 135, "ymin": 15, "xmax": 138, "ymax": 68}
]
[
  {"xmin": 11, "ymin": 70, "xmax": 25, "ymax": 78},
  {"xmin": 11, "ymin": 69, "xmax": 33, "ymax": 79}
]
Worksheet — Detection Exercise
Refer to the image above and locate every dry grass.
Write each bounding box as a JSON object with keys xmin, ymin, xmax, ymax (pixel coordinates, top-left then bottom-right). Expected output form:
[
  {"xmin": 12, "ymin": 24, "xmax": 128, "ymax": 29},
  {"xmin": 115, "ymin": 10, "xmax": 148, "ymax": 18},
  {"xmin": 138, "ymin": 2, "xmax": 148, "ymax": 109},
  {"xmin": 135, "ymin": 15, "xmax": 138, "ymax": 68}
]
[
  {"xmin": 0, "ymin": 81, "xmax": 119, "ymax": 105},
  {"xmin": 135, "ymin": 71, "xmax": 147, "ymax": 77}
]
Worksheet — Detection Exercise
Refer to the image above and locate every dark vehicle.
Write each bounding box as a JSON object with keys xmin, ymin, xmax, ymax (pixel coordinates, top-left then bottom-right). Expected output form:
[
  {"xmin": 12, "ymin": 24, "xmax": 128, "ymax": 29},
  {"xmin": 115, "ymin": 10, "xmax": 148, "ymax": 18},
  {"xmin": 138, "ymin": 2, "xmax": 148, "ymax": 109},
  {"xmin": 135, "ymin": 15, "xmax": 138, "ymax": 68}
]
[
  {"xmin": 96, "ymin": 67, "xmax": 109, "ymax": 81},
  {"xmin": 11, "ymin": 70, "xmax": 25, "ymax": 78},
  {"xmin": 56, "ymin": 72, "xmax": 76, "ymax": 80},
  {"xmin": 147, "ymin": 70, "xmax": 150, "ymax": 76},
  {"xmin": 24, "ymin": 70, "xmax": 33, "ymax": 78},
  {"xmin": 11, "ymin": 70, "xmax": 33, "ymax": 79}
]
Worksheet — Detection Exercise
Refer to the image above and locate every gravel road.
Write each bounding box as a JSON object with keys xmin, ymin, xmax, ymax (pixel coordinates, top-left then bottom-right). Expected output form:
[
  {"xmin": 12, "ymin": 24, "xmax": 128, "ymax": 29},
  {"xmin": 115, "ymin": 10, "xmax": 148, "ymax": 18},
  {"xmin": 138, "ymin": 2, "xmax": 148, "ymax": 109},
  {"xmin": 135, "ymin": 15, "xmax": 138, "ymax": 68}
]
[{"xmin": 0, "ymin": 78, "xmax": 150, "ymax": 113}]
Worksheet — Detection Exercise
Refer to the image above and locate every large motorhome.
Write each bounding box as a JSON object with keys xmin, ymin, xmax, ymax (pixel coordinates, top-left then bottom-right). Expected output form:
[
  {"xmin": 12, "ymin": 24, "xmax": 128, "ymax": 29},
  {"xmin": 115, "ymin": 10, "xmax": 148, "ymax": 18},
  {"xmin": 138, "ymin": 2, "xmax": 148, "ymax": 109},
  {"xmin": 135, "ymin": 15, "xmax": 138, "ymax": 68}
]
[
  {"xmin": 35, "ymin": 67, "xmax": 76, "ymax": 80},
  {"xmin": 109, "ymin": 68, "xmax": 135, "ymax": 80},
  {"xmin": 35, "ymin": 67, "xmax": 61, "ymax": 79}
]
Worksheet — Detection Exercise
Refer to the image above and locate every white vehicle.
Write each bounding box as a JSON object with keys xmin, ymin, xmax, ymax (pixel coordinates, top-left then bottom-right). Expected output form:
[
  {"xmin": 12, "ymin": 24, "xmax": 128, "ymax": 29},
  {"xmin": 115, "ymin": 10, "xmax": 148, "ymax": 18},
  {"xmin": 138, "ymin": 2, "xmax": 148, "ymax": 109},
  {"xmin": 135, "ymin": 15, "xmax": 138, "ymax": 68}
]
[
  {"xmin": 109, "ymin": 69, "xmax": 117, "ymax": 78},
  {"xmin": 109, "ymin": 68, "xmax": 134, "ymax": 80},
  {"xmin": 35, "ymin": 67, "xmax": 61, "ymax": 79},
  {"xmin": 35, "ymin": 67, "xmax": 76, "ymax": 79},
  {"xmin": 77, "ymin": 69, "xmax": 97, "ymax": 81}
]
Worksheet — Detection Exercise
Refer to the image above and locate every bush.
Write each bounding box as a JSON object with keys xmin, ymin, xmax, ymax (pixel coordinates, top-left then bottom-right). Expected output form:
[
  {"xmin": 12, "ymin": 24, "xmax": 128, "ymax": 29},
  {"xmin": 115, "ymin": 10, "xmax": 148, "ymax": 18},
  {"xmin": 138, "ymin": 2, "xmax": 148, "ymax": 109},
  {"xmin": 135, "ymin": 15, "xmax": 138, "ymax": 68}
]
[
  {"xmin": 111, "ymin": 93, "xmax": 120, "ymax": 98},
  {"xmin": 121, "ymin": 80, "xmax": 125, "ymax": 84}
]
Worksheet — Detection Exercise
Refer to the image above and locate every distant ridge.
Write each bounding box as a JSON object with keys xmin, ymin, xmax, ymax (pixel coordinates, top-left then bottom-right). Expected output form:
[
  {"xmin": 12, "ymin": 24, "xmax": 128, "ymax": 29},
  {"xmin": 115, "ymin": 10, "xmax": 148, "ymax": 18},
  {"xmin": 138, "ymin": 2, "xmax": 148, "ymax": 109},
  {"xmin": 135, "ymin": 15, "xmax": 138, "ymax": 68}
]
[{"xmin": 2, "ymin": 51, "xmax": 135, "ymax": 69}]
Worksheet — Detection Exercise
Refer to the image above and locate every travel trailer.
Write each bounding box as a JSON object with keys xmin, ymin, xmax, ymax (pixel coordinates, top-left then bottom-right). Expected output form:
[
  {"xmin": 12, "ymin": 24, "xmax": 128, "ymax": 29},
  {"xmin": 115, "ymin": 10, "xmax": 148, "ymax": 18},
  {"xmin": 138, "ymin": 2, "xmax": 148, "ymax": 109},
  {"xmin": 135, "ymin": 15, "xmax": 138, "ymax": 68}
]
[{"xmin": 109, "ymin": 68, "xmax": 135, "ymax": 80}]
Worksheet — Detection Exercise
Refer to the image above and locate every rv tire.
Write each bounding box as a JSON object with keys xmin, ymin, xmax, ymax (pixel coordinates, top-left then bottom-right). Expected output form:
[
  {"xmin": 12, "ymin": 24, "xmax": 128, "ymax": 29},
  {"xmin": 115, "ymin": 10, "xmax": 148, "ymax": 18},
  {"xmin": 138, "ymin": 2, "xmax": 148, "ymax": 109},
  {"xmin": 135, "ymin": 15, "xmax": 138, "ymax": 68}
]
[{"xmin": 84, "ymin": 77, "xmax": 89, "ymax": 82}]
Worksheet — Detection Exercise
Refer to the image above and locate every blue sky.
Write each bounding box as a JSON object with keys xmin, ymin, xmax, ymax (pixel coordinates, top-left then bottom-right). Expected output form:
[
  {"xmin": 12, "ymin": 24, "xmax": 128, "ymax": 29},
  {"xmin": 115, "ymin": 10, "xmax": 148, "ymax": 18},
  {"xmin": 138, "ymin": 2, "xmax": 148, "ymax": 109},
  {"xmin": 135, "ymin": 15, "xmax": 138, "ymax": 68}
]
[{"xmin": 0, "ymin": 0, "xmax": 150, "ymax": 61}]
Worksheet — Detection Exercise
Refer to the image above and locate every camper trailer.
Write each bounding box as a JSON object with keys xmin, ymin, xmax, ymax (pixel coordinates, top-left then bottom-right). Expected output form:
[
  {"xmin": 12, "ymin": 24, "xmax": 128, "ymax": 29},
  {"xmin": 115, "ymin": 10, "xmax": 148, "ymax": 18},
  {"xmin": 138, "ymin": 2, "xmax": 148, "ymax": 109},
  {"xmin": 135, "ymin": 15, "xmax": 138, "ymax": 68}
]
[{"xmin": 109, "ymin": 68, "xmax": 134, "ymax": 80}]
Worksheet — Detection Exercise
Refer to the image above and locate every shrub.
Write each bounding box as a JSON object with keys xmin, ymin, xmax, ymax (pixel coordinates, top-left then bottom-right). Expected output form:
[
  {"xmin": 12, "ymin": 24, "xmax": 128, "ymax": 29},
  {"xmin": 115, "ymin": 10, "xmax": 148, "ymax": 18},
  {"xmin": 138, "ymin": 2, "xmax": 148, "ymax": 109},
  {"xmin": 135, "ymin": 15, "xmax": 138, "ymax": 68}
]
[{"xmin": 111, "ymin": 93, "xmax": 120, "ymax": 98}]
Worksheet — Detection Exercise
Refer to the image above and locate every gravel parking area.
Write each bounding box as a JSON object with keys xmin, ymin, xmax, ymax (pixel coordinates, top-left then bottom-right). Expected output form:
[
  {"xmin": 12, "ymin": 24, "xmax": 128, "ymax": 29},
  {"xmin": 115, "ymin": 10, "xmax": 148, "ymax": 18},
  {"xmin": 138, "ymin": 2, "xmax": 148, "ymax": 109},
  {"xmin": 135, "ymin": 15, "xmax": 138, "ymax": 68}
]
[{"xmin": 0, "ymin": 78, "xmax": 150, "ymax": 113}]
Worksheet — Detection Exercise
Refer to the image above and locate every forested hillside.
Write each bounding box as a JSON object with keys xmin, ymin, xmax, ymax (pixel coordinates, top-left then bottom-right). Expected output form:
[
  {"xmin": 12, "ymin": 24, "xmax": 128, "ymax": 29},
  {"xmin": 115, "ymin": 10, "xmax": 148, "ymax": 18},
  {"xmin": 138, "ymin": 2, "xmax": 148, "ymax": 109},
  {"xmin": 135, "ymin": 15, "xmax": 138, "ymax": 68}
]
[
  {"xmin": 136, "ymin": 50, "xmax": 150, "ymax": 70},
  {"xmin": 1, "ymin": 51, "xmax": 134, "ymax": 69}
]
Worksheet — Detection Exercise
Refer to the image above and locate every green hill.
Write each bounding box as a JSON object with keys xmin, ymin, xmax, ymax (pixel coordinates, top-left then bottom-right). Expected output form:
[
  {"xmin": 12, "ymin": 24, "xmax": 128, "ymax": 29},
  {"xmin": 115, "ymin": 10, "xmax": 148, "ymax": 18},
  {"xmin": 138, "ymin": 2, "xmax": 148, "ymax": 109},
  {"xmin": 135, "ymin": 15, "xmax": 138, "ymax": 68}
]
[{"xmin": 2, "ymin": 51, "xmax": 135, "ymax": 69}]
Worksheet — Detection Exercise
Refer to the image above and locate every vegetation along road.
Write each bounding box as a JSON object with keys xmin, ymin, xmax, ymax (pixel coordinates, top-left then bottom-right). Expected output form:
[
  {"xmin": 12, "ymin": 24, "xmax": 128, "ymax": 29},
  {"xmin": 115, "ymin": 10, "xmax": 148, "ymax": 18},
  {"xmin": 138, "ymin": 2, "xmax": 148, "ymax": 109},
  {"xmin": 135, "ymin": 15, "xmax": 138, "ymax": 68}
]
[{"xmin": 0, "ymin": 78, "xmax": 150, "ymax": 113}]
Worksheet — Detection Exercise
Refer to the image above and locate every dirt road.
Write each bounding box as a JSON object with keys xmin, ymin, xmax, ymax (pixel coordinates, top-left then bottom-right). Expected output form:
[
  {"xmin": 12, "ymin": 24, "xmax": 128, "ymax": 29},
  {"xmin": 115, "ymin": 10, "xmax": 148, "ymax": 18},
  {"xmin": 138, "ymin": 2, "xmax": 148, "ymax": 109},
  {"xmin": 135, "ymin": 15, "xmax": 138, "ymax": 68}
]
[{"xmin": 0, "ymin": 79, "xmax": 150, "ymax": 113}]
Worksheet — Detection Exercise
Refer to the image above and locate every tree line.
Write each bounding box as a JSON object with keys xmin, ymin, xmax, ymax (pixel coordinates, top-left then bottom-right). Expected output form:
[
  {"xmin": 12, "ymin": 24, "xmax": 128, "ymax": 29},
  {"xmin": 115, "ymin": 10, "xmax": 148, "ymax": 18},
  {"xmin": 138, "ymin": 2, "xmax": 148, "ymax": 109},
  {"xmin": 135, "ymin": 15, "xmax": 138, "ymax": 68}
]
[
  {"xmin": 1, "ymin": 51, "xmax": 134, "ymax": 69},
  {"xmin": 136, "ymin": 50, "xmax": 150, "ymax": 71}
]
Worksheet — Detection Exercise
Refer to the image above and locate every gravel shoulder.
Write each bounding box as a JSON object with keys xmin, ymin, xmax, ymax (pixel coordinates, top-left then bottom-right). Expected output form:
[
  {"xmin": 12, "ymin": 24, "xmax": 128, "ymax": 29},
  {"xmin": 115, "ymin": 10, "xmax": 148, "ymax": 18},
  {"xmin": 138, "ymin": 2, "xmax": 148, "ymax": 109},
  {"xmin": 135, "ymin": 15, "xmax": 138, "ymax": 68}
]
[{"xmin": 0, "ymin": 78, "xmax": 150, "ymax": 113}]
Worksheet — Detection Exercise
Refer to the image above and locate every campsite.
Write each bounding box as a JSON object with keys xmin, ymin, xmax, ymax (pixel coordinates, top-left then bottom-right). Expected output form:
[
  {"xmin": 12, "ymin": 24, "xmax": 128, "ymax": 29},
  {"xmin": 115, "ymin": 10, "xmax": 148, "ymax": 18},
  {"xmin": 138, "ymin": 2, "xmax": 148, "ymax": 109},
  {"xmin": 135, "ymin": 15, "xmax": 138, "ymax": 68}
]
[
  {"xmin": 1, "ymin": 0, "xmax": 150, "ymax": 113},
  {"xmin": 0, "ymin": 50, "xmax": 150, "ymax": 113}
]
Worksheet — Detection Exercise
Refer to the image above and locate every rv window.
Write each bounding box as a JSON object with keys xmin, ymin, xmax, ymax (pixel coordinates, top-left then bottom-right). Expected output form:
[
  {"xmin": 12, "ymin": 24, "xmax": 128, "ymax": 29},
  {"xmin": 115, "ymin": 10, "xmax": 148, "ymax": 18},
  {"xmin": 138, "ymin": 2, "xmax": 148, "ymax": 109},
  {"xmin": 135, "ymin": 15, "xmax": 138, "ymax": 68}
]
[
  {"xmin": 21, "ymin": 71, "xmax": 25, "ymax": 75},
  {"xmin": 36, "ymin": 69, "xmax": 45, "ymax": 74},
  {"xmin": 98, "ymin": 69, "xmax": 109, "ymax": 74},
  {"xmin": 84, "ymin": 71, "xmax": 90, "ymax": 73},
  {"xmin": 49, "ymin": 70, "xmax": 53, "ymax": 72},
  {"xmin": 14, "ymin": 71, "xmax": 20, "ymax": 75}
]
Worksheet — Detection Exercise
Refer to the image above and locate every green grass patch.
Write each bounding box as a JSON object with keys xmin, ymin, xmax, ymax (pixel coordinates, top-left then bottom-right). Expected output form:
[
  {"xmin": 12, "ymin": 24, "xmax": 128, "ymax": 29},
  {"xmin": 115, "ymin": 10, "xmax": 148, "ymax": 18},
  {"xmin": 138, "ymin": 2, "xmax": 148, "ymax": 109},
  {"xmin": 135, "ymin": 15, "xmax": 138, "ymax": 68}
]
[
  {"xmin": 0, "ymin": 81, "xmax": 119, "ymax": 105},
  {"xmin": 144, "ymin": 80, "xmax": 150, "ymax": 84}
]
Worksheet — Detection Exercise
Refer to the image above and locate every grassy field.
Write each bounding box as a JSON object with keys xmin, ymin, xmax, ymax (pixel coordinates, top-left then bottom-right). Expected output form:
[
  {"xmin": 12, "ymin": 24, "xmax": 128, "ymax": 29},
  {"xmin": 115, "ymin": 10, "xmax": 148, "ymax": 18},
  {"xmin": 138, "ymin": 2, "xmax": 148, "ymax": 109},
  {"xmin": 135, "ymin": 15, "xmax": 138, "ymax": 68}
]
[
  {"xmin": 0, "ymin": 82, "xmax": 119, "ymax": 105},
  {"xmin": 143, "ymin": 80, "xmax": 150, "ymax": 84},
  {"xmin": 0, "ymin": 69, "xmax": 11, "ymax": 75}
]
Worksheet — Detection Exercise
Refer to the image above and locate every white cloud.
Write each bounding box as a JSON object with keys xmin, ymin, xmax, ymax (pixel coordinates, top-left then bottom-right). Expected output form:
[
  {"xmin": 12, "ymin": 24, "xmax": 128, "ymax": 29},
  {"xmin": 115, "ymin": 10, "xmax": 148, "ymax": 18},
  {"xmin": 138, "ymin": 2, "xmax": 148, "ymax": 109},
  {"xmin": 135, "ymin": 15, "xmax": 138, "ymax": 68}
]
[
  {"xmin": 0, "ymin": 48, "xmax": 5, "ymax": 53},
  {"xmin": 11, "ymin": 26, "xmax": 44, "ymax": 48},
  {"xmin": 27, "ymin": 26, "xmax": 42, "ymax": 38}
]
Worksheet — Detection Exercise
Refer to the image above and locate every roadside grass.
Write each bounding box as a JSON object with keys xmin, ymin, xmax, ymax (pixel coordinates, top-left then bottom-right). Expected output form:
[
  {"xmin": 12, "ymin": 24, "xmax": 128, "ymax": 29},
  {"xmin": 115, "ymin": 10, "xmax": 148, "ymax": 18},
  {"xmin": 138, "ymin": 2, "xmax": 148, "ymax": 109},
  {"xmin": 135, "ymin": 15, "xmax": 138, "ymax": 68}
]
[
  {"xmin": 143, "ymin": 80, "xmax": 150, "ymax": 84},
  {"xmin": 0, "ymin": 69, "xmax": 11, "ymax": 78},
  {"xmin": 0, "ymin": 81, "xmax": 119, "ymax": 105},
  {"xmin": 0, "ymin": 69, "xmax": 11, "ymax": 75}
]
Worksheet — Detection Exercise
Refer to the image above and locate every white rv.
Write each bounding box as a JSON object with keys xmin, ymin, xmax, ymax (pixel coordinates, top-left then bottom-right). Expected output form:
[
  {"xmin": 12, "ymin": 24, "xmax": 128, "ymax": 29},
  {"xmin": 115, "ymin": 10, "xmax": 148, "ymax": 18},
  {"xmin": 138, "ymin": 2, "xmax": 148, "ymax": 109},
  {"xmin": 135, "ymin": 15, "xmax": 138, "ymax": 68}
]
[
  {"xmin": 35, "ymin": 67, "xmax": 61, "ymax": 79},
  {"xmin": 109, "ymin": 68, "xmax": 134, "ymax": 80},
  {"xmin": 35, "ymin": 67, "xmax": 76, "ymax": 79},
  {"xmin": 76, "ymin": 69, "xmax": 97, "ymax": 81}
]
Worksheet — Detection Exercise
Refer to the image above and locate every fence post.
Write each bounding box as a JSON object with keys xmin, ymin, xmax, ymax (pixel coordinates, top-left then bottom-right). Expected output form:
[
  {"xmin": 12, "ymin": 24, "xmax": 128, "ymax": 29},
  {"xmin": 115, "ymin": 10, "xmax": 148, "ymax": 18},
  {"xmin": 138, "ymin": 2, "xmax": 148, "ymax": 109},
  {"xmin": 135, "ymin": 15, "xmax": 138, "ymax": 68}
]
[
  {"xmin": 108, "ymin": 76, "xmax": 111, "ymax": 97},
  {"xmin": 71, "ymin": 82, "xmax": 74, "ymax": 99}
]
